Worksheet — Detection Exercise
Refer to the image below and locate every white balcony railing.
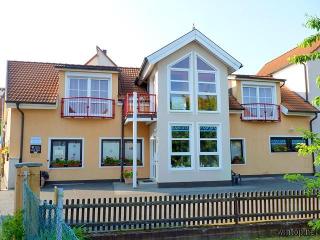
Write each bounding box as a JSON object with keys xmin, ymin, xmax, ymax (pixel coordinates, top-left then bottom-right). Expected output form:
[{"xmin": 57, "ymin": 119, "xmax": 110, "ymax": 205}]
[
  {"xmin": 61, "ymin": 97, "xmax": 115, "ymax": 118},
  {"xmin": 241, "ymin": 103, "xmax": 280, "ymax": 121}
]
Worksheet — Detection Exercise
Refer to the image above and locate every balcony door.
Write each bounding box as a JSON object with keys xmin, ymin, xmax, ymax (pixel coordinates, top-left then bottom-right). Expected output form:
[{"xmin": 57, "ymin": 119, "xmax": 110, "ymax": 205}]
[
  {"xmin": 66, "ymin": 76, "xmax": 112, "ymax": 117},
  {"xmin": 242, "ymin": 85, "xmax": 275, "ymax": 120}
]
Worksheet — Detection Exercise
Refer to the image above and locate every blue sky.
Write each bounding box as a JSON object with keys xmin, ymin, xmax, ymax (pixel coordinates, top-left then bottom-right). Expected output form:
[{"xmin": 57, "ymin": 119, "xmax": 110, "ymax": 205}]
[{"xmin": 0, "ymin": 0, "xmax": 318, "ymax": 87}]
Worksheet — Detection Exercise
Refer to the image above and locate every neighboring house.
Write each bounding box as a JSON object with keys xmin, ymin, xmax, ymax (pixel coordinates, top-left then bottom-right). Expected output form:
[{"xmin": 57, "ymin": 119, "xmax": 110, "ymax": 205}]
[
  {"xmin": 257, "ymin": 40, "xmax": 320, "ymax": 133},
  {"xmin": 3, "ymin": 29, "xmax": 318, "ymax": 188}
]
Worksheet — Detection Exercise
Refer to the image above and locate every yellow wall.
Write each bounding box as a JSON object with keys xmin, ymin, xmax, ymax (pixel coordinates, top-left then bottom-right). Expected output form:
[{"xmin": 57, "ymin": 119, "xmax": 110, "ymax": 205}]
[
  {"xmin": 7, "ymin": 70, "xmax": 151, "ymax": 181},
  {"xmin": 230, "ymin": 114, "xmax": 313, "ymax": 175}
]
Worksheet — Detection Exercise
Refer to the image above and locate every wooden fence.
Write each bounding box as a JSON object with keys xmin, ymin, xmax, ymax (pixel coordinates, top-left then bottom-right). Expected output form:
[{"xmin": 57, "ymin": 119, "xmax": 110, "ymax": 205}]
[{"xmin": 45, "ymin": 190, "xmax": 320, "ymax": 232}]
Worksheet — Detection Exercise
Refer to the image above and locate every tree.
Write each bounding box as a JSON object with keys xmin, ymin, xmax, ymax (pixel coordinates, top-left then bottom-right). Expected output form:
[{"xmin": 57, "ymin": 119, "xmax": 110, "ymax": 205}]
[{"xmin": 284, "ymin": 15, "xmax": 320, "ymax": 231}]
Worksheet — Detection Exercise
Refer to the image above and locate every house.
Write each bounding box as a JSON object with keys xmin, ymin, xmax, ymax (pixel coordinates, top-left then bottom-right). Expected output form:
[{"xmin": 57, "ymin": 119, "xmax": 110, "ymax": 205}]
[
  {"xmin": 257, "ymin": 40, "xmax": 320, "ymax": 133},
  {"xmin": 2, "ymin": 29, "xmax": 317, "ymax": 188}
]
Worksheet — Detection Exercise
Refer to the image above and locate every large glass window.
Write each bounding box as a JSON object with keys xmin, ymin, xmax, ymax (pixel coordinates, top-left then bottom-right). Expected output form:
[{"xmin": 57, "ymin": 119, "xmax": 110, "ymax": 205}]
[
  {"xmin": 270, "ymin": 137, "xmax": 307, "ymax": 152},
  {"xmin": 230, "ymin": 139, "xmax": 245, "ymax": 164},
  {"xmin": 198, "ymin": 125, "xmax": 219, "ymax": 168},
  {"xmin": 50, "ymin": 139, "xmax": 83, "ymax": 168},
  {"xmin": 169, "ymin": 56, "xmax": 191, "ymax": 111},
  {"xmin": 68, "ymin": 77, "xmax": 110, "ymax": 98},
  {"xmin": 101, "ymin": 139, "xmax": 143, "ymax": 166},
  {"xmin": 170, "ymin": 125, "xmax": 192, "ymax": 169},
  {"xmin": 197, "ymin": 56, "xmax": 217, "ymax": 111}
]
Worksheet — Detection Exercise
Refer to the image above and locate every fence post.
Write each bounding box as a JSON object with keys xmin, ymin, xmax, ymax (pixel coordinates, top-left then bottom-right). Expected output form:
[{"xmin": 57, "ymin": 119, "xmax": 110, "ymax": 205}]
[
  {"xmin": 56, "ymin": 188, "xmax": 64, "ymax": 240},
  {"xmin": 234, "ymin": 192, "xmax": 240, "ymax": 224}
]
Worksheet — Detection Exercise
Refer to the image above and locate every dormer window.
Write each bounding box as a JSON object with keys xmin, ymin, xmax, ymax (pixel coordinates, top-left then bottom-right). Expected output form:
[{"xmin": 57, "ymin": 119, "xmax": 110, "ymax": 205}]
[
  {"xmin": 62, "ymin": 72, "xmax": 114, "ymax": 118},
  {"xmin": 169, "ymin": 56, "xmax": 191, "ymax": 111},
  {"xmin": 196, "ymin": 56, "xmax": 217, "ymax": 112}
]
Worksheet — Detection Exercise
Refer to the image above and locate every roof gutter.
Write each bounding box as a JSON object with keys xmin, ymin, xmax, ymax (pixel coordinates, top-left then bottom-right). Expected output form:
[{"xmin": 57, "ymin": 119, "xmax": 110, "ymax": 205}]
[
  {"xmin": 303, "ymin": 63, "xmax": 309, "ymax": 102},
  {"xmin": 16, "ymin": 103, "xmax": 24, "ymax": 163}
]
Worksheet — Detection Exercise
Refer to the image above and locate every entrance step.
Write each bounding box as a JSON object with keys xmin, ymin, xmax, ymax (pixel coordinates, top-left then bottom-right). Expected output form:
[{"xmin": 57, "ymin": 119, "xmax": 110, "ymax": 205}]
[{"xmin": 139, "ymin": 179, "xmax": 156, "ymax": 185}]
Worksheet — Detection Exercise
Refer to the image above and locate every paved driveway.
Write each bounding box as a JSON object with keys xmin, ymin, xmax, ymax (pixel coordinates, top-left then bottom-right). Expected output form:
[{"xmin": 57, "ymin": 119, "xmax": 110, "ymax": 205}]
[{"xmin": 0, "ymin": 176, "xmax": 305, "ymax": 216}]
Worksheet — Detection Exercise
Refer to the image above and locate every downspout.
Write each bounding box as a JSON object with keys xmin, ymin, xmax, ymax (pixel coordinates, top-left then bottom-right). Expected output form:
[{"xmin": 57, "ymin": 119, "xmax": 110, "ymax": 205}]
[
  {"xmin": 310, "ymin": 113, "xmax": 318, "ymax": 174},
  {"xmin": 16, "ymin": 103, "xmax": 24, "ymax": 163},
  {"xmin": 120, "ymin": 100, "xmax": 125, "ymax": 182},
  {"xmin": 303, "ymin": 63, "xmax": 309, "ymax": 102}
]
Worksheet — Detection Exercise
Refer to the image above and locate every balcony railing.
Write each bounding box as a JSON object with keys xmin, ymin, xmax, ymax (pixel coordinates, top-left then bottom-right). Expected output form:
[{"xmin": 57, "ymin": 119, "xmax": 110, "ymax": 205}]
[
  {"xmin": 61, "ymin": 97, "xmax": 115, "ymax": 118},
  {"xmin": 241, "ymin": 103, "xmax": 280, "ymax": 121},
  {"xmin": 124, "ymin": 93, "xmax": 157, "ymax": 117}
]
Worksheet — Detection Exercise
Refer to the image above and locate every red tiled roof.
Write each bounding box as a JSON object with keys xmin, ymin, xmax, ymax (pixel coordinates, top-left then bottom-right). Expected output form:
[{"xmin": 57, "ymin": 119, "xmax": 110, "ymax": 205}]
[
  {"xmin": 257, "ymin": 40, "xmax": 320, "ymax": 76},
  {"xmin": 118, "ymin": 67, "xmax": 146, "ymax": 97},
  {"xmin": 229, "ymin": 94, "xmax": 244, "ymax": 110},
  {"xmin": 7, "ymin": 61, "xmax": 59, "ymax": 103},
  {"xmin": 280, "ymin": 86, "xmax": 318, "ymax": 113}
]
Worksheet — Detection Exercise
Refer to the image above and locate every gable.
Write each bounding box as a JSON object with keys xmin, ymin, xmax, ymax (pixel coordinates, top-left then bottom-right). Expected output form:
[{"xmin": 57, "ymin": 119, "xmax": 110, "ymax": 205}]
[{"xmin": 138, "ymin": 29, "xmax": 242, "ymax": 83}]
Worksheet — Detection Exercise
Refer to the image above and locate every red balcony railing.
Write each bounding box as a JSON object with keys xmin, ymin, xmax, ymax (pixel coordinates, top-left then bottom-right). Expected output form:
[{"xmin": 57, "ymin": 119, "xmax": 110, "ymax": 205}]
[
  {"xmin": 61, "ymin": 97, "xmax": 115, "ymax": 118},
  {"xmin": 241, "ymin": 103, "xmax": 280, "ymax": 121},
  {"xmin": 124, "ymin": 93, "xmax": 157, "ymax": 117}
]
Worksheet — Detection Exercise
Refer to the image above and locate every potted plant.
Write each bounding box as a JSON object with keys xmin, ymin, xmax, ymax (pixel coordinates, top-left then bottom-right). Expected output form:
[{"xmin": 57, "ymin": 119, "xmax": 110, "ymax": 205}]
[
  {"xmin": 123, "ymin": 169, "xmax": 133, "ymax": 184},
  {"xmin": 51, "ymin": 159, "xmax": 65, "ymax": 168},
  {"xmin": 103, "ymin": 157, "xmax": 120, "ymax": 166},
  {"xmin": 67, "ymin": 160, "xmax": 81, "ymax": 167}
]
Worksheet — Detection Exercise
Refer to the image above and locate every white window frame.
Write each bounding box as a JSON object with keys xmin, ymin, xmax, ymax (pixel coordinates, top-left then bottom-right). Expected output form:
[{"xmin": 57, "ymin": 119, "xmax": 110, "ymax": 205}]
[
  {"xmin": 195, "ymin": 54, "xmax": 220, "ymax": 113},
  {"xmin": 65, "ymin": 72, "xmax": 112, "ymax": 99},
  {"xmin": 99, "ymin": 137, "xmax": 145, "ymax": 168},
  {"xmin": 241, "ymin": 81, "xmax": 276, "ymax": 104},
  {"xmin": 48, "ymin": 137, "xmax": 85, "ymax": 169},
  {"xmin": 167, "ymin": 53, "xmax": 193, "ymax": 113},
  {"xmin": 197, "ymin": 123, "xmax": 221, "ymax": 170},
  {"xmin": 168, "ymin": 122, "xmax": 194, "ymax": 170},
  {"xmin": 230, "ymin": 138, "xmax": 246, "ymax": 165}
]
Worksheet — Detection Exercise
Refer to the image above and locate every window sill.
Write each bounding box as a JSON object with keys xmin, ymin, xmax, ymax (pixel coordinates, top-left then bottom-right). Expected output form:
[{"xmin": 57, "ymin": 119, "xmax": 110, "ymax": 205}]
[
  {"xmin": 99, "ymin": 165, "xmax": 145, "ymax": 168},
  {"xmin": 169, "ymin": 167, "xmax": 193, "ymax": 171},
  {"xmin": 49, "ymin": 166, "xmax": 83, "ymax": 170},
  {"xmin": 199, "ymin": 166, "xmax": 221, "ymax": 170}
]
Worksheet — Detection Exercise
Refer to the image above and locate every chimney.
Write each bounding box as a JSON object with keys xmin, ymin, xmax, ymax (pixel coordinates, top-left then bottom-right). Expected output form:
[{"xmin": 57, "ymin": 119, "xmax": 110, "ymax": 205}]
[{"xmin": 102, "ymin": 49, "xmax": 107, "ymax": 55}]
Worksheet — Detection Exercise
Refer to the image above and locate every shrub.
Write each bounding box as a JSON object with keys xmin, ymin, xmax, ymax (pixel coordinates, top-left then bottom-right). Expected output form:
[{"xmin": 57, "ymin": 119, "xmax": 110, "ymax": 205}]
[
  {"xmin": 123, "ymin": 169, "xmax": 133, "ymax": 178},
  {"xmin": 1, "ymin": 210, "xmax": 24, "ymax": 240}
]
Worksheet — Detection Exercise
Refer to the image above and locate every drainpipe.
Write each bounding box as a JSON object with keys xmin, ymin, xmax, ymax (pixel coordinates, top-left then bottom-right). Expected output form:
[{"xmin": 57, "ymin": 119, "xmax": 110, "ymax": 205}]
[
  {"xmin": 310, "ymin": 113, "xmax": 318, "ymax": 174},
  {"xmin": 303, "ymin": 63, "xmax": 309, "ymax": 102},
  {"xmin": 16, "ymin": 103, "xmax": 24, "ymax": 163},
  {"xmin": 120, "ymin": 100, "xmax": 125, "ymax": 182}
]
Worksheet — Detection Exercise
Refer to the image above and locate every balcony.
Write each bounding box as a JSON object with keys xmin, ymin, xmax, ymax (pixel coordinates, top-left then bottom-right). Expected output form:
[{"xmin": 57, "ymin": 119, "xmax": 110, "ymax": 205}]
[
  {"xmin": 124, "ymin": 93, "xmax": 157, "ymax": 123},
  {"xmin": 241, "ymin": 103, "xmax": 280, "ymax": 121},
  {"xmin": 61, "ymin": 97, "xmax": 115, "ymax": 118}
]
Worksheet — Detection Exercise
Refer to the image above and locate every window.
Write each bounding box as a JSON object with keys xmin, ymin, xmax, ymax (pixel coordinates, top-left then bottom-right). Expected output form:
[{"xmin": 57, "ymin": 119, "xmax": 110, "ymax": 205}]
[
  {"xmin": 50, "ymin": 139, "xmax": 83, "ymax": 168},
  {"xmin": 198, "ymin": 125, "xmax": 219, "ymax": 168},
  {"xmin": 68, "ymin": 76, "xmax": 111, "ymax": 99},
  {"xmin": 270, "ymin": 137, "xmax": 307, "ymax": 152},
  {"xmin": 169, "ymin": 56, "xmax": 191, "ymax": 111},
  {"xmin": 197, "ymin": 56, "xmax": 217, "ymax": 111},
  {"xmin": 242, "ymin": 85, "xmax": 277, "ymax": 120},
  {"xmin": 124, "ymin": 139, "xmax": 143, "ymax": 166},
  {"xmin": 243, "ymin": 86, "xmax": 273, "ymax": 104},
  {"xmin": 100, "ymin": 139, "xmax": 143, "ymax": 166},
  {"xmin": 101, "ymin": 139, "xmax": 121, "ymax": 166},
  {"xmin": 170, "ymin": 125, "xmax": 192, "ymax": 169},
  {"xmin": 230, "ymin": 139, "xmax": 245, "ymax": 164}
]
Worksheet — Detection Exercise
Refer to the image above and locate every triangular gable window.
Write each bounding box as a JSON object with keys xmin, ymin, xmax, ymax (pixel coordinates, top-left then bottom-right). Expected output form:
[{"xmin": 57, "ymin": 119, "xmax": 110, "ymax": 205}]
[
  {"xmin": 197, "ymin": 57, "xmax": 215, "ymax": 71},
  {"xmin": 172, "ymin": 56, "xmax": 190, "ymax": 69}
]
